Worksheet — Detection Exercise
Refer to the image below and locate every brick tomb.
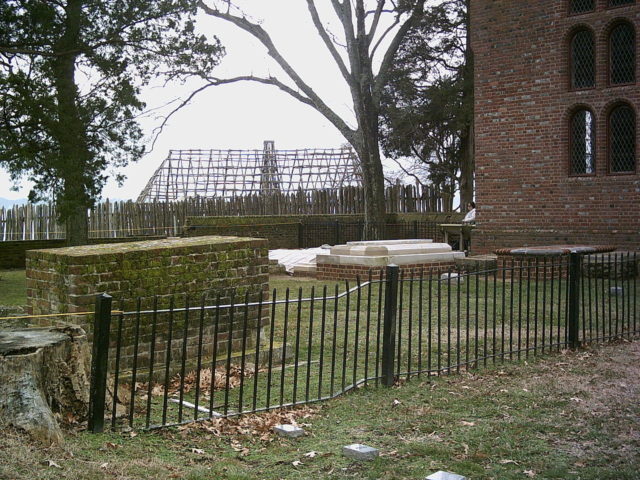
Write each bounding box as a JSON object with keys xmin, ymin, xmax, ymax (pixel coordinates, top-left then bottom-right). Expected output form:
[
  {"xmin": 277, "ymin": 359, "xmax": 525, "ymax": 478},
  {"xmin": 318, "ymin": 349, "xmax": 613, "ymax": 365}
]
[
  {"xmin": 316, "ymin": 240, "xmax": 465, "ymax": 280},
  {"xmin": 26, "ymin": 236, "xmax": 269, "ymax": 372}
]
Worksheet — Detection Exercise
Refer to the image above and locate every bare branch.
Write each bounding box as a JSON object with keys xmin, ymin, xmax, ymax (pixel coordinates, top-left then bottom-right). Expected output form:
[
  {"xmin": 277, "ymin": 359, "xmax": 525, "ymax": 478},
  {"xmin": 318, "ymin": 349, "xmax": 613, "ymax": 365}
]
[
  {"xmin": 389, "ymin": 156, "xmax": 426, "ymax": 186},
  {"xmin": 329, "ymin": 0, "xmax": 363, "ymax": 112},
  {"xmin": 369, "ymin": 17, "xmax": 399, "ymax": 60},
  {"xmin": 148, "ymin": 83, "xmax": 211, "ymax": 154},
  {"xmin": 372, "ymin": 2, "xmax": 423, "ymax": 105},
  {"xmin": 208, "ymin": 75, "xmax": 315, "ymax": 107},
  {"xmin": 306, "ymin": 0, "xmax": 352, "ymax": 84},
  {"xmin": 198, "ymin": 0, "xmax": 355, "ymax": 139},
  {"xmin": 331, "ymin": 0, "xmax": 357, "ymax": 71},
  {"xmin": 366, "ymin": 0, "xmax": 387, "ymax": 44},
  {"xmin": 0, "ymin": 45, "xmax": 59, "ymax": 57}
]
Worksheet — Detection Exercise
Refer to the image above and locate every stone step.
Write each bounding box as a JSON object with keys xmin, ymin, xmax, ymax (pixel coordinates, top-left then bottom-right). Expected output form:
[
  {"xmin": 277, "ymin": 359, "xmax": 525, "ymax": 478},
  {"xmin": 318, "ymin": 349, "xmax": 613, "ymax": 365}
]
[{"xmin": 455, "ymin": 254, "xmax": 498, "ymax": 272}]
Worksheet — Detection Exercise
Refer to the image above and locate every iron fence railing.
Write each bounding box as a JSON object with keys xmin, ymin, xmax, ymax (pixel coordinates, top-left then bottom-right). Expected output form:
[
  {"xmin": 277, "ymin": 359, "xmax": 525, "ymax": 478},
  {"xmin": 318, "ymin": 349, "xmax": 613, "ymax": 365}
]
[
  {"xmin": 298, "ymin": 221, "xmax": 444, "ymax": 248},
  {"xmin": 88, "ymin": 252, "xmax": 639, "ymax": 432}
]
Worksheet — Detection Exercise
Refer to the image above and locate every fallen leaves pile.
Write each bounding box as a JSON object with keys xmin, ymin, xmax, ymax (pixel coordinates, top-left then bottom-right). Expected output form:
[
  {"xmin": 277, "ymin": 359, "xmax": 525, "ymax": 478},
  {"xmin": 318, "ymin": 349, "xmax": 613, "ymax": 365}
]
[
  {"xmin": 176, "ymin": 405, "xmax": 318, "ymax": 443},
  {"xmin": 127, "ymin": 364, "xmax": 256, "ymax": 400},
  {"xmin": 169, "ymin": 364, "xmax": 256, "ymax": 394}
]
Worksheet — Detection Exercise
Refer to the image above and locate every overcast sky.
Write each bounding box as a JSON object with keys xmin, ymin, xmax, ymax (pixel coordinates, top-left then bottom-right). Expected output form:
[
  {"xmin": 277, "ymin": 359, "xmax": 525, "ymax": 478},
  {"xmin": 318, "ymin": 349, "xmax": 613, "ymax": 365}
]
[{"xmin": 1, "ymin": 2, "xmax": 372, "ymax": 201}]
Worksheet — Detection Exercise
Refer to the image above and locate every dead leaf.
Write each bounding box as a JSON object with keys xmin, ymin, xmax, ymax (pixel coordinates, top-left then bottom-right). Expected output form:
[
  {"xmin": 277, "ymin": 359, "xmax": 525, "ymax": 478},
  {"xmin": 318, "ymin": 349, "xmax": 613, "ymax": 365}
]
[
  {"xmin": 104, "ymin": 442, "xmax": 120, "ymax": 450},
  {"xmin": 524, "ymin": 469, "xmax": 536, "ymax": 477},
  {"xmin": 190, "ymin": 448, "xmax": 205, "ymax": 455},
  {"xmin": 461, "ymin": 421, "xmax": 475, "ymax": 426},
  {"xmin": 499, "ymin": 459, "xmax": 519, "ymax": 465},
  {"xmin": 42, "ymin": 460, "xmax": 62, "ymax": 469},
  {"xmin": 99, "ymin": 463, "xmax": 109, "ymax": 469},
  {"xmin": 392, "ymin": 399, "xmax": 401, "ymax": 407},
  {"xmin": 292, "ymin": 460, "xmax": 303, "ymax": 467},
  {"xmin": 304, "ymin": 451, "xmax": 318, "ymax": 458}
]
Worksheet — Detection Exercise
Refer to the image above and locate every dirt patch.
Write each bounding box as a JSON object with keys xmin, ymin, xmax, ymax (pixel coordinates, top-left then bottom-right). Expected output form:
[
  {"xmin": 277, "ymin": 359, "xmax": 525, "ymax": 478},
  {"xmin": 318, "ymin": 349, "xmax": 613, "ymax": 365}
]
[{"xmin": 524, "ymin": 341, "xmax": 640, "ymax": 463}]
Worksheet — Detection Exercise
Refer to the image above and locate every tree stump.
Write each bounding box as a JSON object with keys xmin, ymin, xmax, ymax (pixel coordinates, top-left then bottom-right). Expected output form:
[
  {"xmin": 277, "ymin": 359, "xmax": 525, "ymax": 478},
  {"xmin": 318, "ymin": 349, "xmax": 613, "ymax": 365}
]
[{"xmin": 0, "ymin": 326, "xmax": 90, "ymax": 445}]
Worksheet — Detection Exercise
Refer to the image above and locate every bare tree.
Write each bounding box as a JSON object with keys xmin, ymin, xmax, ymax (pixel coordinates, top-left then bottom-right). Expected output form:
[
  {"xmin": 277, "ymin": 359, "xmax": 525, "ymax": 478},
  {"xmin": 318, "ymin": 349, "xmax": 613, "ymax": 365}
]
[{"xmin": 194, "ymin": 0, "xmax": 425, "ymax": 239}]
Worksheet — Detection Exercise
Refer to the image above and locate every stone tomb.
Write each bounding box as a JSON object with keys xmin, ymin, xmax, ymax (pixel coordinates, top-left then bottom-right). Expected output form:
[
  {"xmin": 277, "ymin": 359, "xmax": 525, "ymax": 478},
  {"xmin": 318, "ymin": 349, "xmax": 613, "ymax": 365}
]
[
  {"xmin": 26, "ymin": 236, "xmax": 270, "ymax": 373},
  {"xmin": 316, "ymin": 239, "xmax": 465, "ymax": 280}
]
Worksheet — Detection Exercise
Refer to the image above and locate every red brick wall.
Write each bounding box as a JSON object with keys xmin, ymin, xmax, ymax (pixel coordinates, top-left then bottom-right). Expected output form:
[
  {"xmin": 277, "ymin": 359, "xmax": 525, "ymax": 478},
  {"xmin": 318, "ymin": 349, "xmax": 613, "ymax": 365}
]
[
  {"xmin": 316, "ymin": 262, "xmax": 457, "ymax": 281},
  {"xmin": 470, "ymin": 0, "xmax": 640, "ymax": 254}
]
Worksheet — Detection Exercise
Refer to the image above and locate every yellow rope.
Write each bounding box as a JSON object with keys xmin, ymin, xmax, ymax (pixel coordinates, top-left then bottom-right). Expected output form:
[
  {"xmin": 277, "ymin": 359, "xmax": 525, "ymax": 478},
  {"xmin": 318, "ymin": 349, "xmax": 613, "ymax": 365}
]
[{"xmin": 0, "ymin": 310, "xmax": 124, "ymax": 321}]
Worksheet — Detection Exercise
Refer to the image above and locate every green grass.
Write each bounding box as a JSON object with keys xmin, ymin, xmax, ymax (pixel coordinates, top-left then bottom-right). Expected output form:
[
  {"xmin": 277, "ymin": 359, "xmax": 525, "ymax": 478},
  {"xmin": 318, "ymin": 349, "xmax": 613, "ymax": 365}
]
[
  {"xmin": 1, "ymin": 269, "xmax": 639, "ymax": 478},
  {"xmin": 0, "ymin": 269, "xmax": 27, "ymax": 306},
  {"xmin": 112, "ymin": 270, "xmax": 638, "ymax": 433},
  {"xmin": 1, "ymin": 341, "xmax": 639, "ymax": 479}
]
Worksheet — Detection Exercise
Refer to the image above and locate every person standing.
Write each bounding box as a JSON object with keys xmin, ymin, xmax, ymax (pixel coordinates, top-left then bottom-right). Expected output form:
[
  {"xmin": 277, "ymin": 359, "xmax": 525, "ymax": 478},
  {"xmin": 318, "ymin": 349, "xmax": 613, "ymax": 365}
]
[{"xmin": 462, "ymin": 201, "xmax": 476, "ymax": 223}]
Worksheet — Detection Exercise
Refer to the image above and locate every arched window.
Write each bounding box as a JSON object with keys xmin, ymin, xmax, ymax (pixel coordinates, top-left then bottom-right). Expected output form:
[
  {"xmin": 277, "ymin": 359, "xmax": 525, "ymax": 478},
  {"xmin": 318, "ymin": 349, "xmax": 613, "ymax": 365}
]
[
  {"xmin": 570, "ymin": 109, "xmax": 596, "ymax": 175},
  {"xmin": 609, "ymin": 22, "xmax": 636, "ymax": 84},
  {"xmin": 609, "ymin": 104, "xmax": 636, "ymax": 173},
  {"xmin": 570, "ymin": 0, "xmax": 594, "ymax": 14},
  {"xmin": 608, "ymin": 0, "xmax": 635, "ymax": 7},
  {"xmin": 571, "ymin": 29, "xmax": 595, "ymax": 88}
]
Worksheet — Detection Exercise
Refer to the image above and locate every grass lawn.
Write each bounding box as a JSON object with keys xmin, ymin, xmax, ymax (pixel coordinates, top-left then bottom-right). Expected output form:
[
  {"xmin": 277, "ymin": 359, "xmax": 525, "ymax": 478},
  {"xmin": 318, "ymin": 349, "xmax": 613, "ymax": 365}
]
[
  {"xmin": 1, "ymin": 340, "xmax": 638, "ymax": 479},
  {"xmin": 0, "ymin": 269, "xmax": 27, "ymax": 306}
]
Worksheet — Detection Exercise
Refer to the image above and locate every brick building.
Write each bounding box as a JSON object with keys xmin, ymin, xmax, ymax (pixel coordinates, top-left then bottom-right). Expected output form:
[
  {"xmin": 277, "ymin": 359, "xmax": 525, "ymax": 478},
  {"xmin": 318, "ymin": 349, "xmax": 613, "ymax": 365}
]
[{"xmin": 470, "ymin": 0, "xmax": 639, "ymax": 253}]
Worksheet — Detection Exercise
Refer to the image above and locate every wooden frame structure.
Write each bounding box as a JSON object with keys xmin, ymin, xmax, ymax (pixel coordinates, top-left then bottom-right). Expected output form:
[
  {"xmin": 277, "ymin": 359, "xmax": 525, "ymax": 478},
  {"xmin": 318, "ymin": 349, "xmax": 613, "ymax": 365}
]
[{"xmin": 137, "ymin": 141, "xmax": 362, "ymax": 202}]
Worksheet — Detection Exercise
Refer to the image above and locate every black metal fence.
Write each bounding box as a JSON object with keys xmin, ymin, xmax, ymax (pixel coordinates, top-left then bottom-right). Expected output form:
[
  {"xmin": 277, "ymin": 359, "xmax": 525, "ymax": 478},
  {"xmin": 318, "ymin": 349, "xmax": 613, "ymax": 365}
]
[
  {"xmin": 298, "ymin": 221, "xmax": 444, "ymax": 248},
  {"xmin": 88, "ymin": 252, "xmax": 639, "ymax": 432}
]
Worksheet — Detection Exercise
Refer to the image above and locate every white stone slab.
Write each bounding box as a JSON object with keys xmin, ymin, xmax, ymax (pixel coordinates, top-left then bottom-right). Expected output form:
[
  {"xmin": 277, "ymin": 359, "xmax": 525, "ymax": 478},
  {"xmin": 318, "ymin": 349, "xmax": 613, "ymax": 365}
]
[
  {"xmin": 269, "ymin": 247, "xmax": 326, "ymax": 274},
  {"xmin": 387, "ymin": 251, "xmax": 464, "ymax": 265},
  {"xmin": 273, "ymin": 424, "xmax": 305, "ymax": 438},
  {"xmin": 342, "ymin": 443, "xmax": 379, "ymax": 460},
  {"xmin": 292, "ymin": 263, "xmax": 317, "ymax": 275},
  {"xmin": 425, "ymin": 471, "xmax": 467, "ymax": 480},
  {"xmin": 316, "ymin": 251, "xmax": 465, "ymax": 267},
  {"xmin": 346, "ymin": 239, "xmax": 433, "ymax": 246},
  {"xmin": 330, "ymin": 242, "xmax": 452, "ymax": 257},
  {"xmin": 316, "ymin": 254, "xmax": 390, "ymax": 267}
]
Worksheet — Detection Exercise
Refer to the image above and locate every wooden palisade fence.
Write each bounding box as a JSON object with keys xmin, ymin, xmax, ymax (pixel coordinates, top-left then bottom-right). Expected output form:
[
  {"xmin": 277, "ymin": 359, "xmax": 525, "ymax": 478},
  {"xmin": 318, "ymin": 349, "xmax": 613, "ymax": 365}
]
[{"xmin": 0, "ymin": 184, "xmax": 452, "ymax": 241}]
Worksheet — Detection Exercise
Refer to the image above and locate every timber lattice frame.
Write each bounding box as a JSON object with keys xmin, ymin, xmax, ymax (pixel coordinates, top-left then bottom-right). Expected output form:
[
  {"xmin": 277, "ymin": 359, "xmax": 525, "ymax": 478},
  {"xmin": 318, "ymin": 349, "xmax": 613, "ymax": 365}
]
[{"xmin": 138, "ymin": 141, "xmax": 362, "ymax": 202}]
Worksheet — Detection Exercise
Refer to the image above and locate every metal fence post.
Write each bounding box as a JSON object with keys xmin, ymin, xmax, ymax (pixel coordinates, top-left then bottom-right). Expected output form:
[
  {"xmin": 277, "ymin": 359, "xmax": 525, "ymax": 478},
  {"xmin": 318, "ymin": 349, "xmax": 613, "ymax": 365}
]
[
  {"xmin": 568, "ymin": 252, "xmax": 581, "ymax": 349},
  {"xmin": 335, "ymin": 220, "xmax": 341, "ymax": 245},
  {"xmin": 382, "ymin": 264, "xmax": 399, "ymax": 386},
  {"xmin": 88, "ymin": 293, "xmax": 112, "ymax": 433}
]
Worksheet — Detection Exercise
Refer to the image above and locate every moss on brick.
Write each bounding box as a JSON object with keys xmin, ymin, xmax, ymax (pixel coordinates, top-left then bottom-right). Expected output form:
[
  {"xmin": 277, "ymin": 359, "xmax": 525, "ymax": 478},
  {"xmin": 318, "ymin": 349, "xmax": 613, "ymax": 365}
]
[{"xmin": 25, "ymin": 236, "xmax": 269, "ymax": 375}]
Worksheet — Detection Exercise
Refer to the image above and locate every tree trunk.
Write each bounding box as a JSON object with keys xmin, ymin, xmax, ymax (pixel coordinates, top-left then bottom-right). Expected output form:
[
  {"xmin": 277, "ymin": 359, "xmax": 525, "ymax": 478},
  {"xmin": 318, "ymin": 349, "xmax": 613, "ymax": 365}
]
[
  {"xmin": 352, "ymin": 115, "xmax": 387, "ymax": 240},
  {"xmin": 65, "ymin": 204, "xmax": 89, "ymax": 246},
  {"xmin": 55, "ymin": 0, "xmax": 91, "ymax": 246},
  {"xmin": 0, "ymin": 327, "xmax": 91, "ymax": 445}
]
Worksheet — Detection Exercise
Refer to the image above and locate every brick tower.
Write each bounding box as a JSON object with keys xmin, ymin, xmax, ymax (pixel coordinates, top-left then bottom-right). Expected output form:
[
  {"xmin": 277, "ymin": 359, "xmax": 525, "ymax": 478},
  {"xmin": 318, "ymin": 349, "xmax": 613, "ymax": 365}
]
[{"xmin": 470, "ymin": 0, "xmax": 639, "ymax": 253}]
